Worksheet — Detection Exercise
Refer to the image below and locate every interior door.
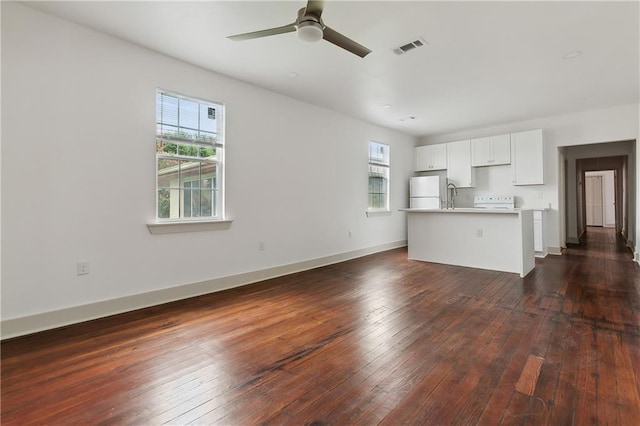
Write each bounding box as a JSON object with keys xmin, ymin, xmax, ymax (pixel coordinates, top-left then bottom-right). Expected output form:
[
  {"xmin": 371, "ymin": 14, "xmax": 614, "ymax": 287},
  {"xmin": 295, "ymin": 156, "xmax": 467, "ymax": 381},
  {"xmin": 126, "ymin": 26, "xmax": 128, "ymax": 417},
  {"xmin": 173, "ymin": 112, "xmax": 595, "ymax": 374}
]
[{"xmin": 585, "ymin": 175, "xmax": 603, "ymax": 226}]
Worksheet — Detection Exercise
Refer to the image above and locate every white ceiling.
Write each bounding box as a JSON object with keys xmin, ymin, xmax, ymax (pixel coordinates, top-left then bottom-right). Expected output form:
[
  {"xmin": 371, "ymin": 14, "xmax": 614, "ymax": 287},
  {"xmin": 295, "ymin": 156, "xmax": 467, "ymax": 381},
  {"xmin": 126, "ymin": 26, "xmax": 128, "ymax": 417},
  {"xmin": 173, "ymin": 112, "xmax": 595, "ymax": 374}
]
[{"xmin": 25, "ymin": 1, "xmax": 640, "ymax": 137}]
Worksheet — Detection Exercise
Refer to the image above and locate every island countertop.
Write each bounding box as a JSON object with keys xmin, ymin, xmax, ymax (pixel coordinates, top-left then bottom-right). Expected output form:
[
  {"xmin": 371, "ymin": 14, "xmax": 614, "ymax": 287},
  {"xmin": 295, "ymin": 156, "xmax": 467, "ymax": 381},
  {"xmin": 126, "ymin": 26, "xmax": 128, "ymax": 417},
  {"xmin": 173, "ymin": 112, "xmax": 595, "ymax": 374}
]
[{"xmin": 400, "ymin": 208, "xmax": 529, "ymax": 214}]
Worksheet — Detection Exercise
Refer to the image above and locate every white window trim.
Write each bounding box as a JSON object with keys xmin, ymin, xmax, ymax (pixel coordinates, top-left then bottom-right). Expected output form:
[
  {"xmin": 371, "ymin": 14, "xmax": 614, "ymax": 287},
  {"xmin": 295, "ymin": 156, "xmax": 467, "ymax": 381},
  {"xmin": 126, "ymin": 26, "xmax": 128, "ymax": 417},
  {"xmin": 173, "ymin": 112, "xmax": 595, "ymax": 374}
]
[
  {"xmin": 368, "ymin": 141, "xmax": 390, "ymax": 213},
  {"xmin": 147, "ymin": 219, "xmax": 232, "ymax": 234},
  {"xmin": 366, "ymin": 210, "xmax": 392, "ymax": 217},
  {"xmin": 152, "ymin": 89, "xmax": 227, "ymax": 230}
]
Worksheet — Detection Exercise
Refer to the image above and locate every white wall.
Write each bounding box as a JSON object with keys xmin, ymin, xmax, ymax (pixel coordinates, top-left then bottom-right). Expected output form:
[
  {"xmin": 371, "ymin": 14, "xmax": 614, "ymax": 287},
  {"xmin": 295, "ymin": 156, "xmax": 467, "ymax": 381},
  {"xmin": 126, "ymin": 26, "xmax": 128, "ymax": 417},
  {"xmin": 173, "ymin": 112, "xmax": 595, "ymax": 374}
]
[
  {"xmin": 1, "ymin": 3, "xmax": 416, "ymax": 326},
  {"xmin": 420, "ymin": 104, "xmax": 639, "ymax": 254}
]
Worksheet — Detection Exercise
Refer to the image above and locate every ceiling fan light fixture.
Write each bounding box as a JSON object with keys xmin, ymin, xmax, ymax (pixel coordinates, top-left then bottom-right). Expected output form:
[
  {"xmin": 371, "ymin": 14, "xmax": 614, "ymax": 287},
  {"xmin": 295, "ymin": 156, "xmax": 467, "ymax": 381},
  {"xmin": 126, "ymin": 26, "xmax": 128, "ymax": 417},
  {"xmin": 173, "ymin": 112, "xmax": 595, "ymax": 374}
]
[{"xmin": 298, "ymin": 21, "xmax": 323, "ymax": 42}]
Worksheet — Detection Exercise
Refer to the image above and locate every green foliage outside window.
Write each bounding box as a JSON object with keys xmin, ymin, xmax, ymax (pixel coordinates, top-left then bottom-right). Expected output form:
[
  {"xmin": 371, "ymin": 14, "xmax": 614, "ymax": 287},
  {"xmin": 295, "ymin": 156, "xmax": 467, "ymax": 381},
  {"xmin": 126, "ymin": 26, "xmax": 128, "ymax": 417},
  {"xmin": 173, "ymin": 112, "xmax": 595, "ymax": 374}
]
[{"xmin": 156, "ymin": 140, "xmax": 216, "ymax": 158}]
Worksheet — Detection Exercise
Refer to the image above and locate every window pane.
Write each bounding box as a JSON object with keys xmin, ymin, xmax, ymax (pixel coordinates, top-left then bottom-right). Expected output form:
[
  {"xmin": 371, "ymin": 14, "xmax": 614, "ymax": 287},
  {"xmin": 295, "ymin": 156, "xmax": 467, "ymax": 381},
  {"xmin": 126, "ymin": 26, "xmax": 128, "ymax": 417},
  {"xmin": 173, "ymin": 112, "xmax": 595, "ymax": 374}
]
[
  {"xmin": 193, "ymin": 189, "xmax": 202, "ymax": 217},
  {"xmin": 157, "ymin": 138, "xmax": 177, "ymax": 154},
  {"xmin": 369, "ymin": 141, "xmax": 390, "ymax": 165},
  {"xmin": 201, "ymin": 189, "xmax": 212, "ymax": 216},
  {"xmin": 199, "ymin": 146, "xmax": 216, "ymax": 158},
  {"xmin": 157, "ymin": 189, "xmax": 171, "ymax": 218},
  {"xmin": 183, "ymin": 188, "xmax": 192, "ymax": 217},
  {"xmin": 157, "ymin": 158, "xmax": 180, "ymax": 188},
  {"xmin": 368, "ymin": 141, "xmax": 390, "ymax": 210},
  {"xmin": 199, "ymin": 131, "xmax": 216, "ymax": 145},
  {"xmin": 156, "ymin": 90, "xmax": 223, "ymax": 220},
  {"xmin": 180, "ymin": 160, "xmax": 201, "ymax": 184},
  {"xmin": 157, "ymin": 123, "xmax": 177, "ymax": 139},
  {"xmin": 179, "ymin": 98, "xmax": 199, "ymax": 131},
  {"xmin": 157, "ymin": 93, "xmax": 178, "ymax": 127},
  {"xmin": 200, "ymin": 105, "xmax": 217, "ymax": 133},
  {"xmin": 368, "ymin": 175, "xmax": 388, "ymax": 209},
  {"xmin": 177, "ymin": 144, "xmax": 199, "ymax": 156}
]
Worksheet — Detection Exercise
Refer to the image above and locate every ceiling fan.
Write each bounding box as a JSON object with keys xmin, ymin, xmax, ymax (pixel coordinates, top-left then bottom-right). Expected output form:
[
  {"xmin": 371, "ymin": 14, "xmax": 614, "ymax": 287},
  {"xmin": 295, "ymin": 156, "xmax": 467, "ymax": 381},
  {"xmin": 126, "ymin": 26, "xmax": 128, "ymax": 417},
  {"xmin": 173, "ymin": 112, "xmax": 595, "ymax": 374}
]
[{"xmin": 227, "ymin": 0, "xmax": 371, "ymax": 58}]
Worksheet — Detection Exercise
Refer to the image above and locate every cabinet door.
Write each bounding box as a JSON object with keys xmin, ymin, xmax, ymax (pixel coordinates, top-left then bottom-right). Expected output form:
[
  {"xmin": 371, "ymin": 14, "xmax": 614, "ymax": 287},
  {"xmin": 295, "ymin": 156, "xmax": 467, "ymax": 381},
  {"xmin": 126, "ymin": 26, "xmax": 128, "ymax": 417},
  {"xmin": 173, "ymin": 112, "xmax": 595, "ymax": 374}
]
[
  {"xmin": 471, "ymin": 136, "xmax": 492, "ymax": 166},
  {"xmin": 491, "ymin": 134, "xmax": 511, "ymax": 165},
  {"xmin": 446, "ymin": 140, "xmax": 475, "ymax": 188},
  {"xmin": 533, "ymin": 210, "xmax": 542, "ymax": 252},
  {"xmin": 430, "ymin": 143, "xmax": 447, "ymax": 170},
  {"xmin": 414, "ymin": 146, "xmax": 431, "ymax": 171},
  {"xmin": 511, "ymin": 129, "xmax": 543, "ymax": 185},
  {"xmin": 414, "ymin": 144, "xmax": 447, "ymax": 171}
]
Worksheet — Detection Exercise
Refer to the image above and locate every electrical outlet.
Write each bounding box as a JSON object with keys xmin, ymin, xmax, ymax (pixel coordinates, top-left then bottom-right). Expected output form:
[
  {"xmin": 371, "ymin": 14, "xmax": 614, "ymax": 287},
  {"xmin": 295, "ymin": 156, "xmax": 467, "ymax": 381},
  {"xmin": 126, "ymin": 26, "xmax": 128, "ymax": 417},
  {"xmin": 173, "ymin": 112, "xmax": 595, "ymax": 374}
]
[
  {"xmin": 258, "ymin": 241, "xmax": 265, "ymax": 251},
  {"xmin": 476, "ymin": 229, "xmax": 483, "ymax": 238},
  {"xmin": 77, "ymin": 262, "xmax": 90, "ymax": 276}
]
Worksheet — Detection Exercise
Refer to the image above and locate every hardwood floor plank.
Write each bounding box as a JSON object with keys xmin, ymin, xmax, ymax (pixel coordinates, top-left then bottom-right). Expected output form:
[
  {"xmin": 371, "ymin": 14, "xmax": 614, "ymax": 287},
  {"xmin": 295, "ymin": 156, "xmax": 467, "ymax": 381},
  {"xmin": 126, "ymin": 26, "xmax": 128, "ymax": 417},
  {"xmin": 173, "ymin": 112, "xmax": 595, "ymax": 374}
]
[
  {"xmin": 2, "ymin": 227, "xmax": 638, "ymax": 425},
  {"xmin": 515, "ymin": 355, "xmax": 545, "ymax": 396}
]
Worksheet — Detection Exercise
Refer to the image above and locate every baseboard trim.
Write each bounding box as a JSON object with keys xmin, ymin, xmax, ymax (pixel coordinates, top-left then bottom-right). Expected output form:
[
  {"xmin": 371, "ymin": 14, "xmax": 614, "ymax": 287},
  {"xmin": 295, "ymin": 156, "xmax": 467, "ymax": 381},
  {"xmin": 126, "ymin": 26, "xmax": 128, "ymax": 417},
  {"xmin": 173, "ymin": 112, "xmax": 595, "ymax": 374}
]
[
  {"xmin": 1, "ymin": 241, "xmax": 407, "ymax": 340},
  {"xmin": 547, "ymin": 246, "xmax": 562, "ymax": 256}
]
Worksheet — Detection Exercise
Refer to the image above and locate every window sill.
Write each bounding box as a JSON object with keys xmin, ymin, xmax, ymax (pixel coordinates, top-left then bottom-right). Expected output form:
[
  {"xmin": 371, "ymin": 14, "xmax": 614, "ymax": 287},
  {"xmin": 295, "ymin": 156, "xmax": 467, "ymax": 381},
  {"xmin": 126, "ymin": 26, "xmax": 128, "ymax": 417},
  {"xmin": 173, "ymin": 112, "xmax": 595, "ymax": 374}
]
[
  {"xmin": 147, "ymin": 219, "xmax": 233, "ymax": 234},
  {"xmin": 366, "ymin": 210, "xmax": 391, "ymax": 217}
]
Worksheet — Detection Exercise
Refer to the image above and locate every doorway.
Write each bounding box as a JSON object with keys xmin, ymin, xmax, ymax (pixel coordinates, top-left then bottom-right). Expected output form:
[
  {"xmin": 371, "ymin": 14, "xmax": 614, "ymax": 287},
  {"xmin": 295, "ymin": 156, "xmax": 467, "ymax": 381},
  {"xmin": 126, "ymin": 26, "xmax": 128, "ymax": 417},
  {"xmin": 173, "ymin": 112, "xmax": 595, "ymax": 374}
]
[
  {"xmin": 574, "ymin": 154, "xmax": 629, "ymax": 242},
  {"xmin": 561, "ymin": 139, "xmax": 635, "ymax": 249},
  {"xmin": 585, "ymin": 170, "xmax": 616, "ymax": 228},
  {"xmin": 585, "ymin": 174, "xmax": 604, "ymax": 226}
]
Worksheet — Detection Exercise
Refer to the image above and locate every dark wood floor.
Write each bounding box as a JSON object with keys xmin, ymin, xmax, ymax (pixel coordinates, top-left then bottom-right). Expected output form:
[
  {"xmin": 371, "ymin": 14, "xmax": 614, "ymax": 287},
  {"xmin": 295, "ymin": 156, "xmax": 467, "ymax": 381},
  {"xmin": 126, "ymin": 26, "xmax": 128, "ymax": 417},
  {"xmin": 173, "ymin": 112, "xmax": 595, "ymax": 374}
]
[{"xmin": 2, "ymin": 227, "xmax": 639, "ymax": 425}]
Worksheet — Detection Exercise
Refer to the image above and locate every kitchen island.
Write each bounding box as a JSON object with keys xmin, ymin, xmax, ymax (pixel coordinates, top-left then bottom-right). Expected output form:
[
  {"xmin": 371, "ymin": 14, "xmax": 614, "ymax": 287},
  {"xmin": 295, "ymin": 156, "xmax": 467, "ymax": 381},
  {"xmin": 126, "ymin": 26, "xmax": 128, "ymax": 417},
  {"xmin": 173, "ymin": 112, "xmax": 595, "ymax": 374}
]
[{"xmin": 402, "ymin": 208, "xmax": 535, "ymax": 277}]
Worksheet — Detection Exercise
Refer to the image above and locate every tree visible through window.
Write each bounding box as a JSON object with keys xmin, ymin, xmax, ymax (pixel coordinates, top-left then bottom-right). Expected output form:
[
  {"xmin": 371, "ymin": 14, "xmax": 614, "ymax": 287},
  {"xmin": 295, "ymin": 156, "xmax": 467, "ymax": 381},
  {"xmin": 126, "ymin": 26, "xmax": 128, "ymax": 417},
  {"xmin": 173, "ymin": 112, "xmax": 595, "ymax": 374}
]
[
  {"xmin": 156, "ymin": 90, "xmax": 224, "ymax": 220},
  {"xmin": 368, "ymin": 141, "xmax": 389, "ymax": 211}
]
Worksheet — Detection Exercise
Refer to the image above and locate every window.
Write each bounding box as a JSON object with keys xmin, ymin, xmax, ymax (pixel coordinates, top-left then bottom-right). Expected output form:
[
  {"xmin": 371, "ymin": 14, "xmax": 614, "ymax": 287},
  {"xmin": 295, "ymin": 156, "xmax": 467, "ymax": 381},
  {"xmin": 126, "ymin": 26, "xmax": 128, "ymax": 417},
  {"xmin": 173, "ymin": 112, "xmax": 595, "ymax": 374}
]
[
  {"xmin": 156, "ymin": 90, "xmax": 224, "ymax": 220},
  {"xmin": 368, "ymin": 141, "xmax": 390, "ymax": 211}
]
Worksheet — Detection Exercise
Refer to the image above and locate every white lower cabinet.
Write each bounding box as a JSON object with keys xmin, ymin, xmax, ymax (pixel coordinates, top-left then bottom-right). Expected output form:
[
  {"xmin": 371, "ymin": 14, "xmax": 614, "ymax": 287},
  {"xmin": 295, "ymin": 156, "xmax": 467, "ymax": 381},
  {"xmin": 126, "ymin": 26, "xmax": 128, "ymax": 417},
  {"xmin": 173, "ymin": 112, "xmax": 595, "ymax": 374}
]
[
  {"xmin": 534, "ymin": 211, "xmax": 543, "ymax": 252},
  {"xmin": 533, "ymin": 210, "xmax": 547, "ymax": 256}
]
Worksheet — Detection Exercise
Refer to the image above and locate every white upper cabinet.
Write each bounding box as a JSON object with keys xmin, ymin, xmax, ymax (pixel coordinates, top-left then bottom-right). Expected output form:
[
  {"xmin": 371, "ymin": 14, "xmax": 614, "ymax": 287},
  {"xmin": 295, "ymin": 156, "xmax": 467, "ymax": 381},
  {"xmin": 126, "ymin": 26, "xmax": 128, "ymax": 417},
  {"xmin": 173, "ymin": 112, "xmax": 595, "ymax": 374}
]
[
  {"xmin": 446, "ymin": 140, "xmax": 475, "ymax": 188},
  {"xmin": 471, "ymin": 134, "xmax": 511, "ymax": 167},
  {"xmin": 414, "ymin": 143, "xmax": 447, "ymax": 171},
  {"xmin": 511, "ymin": 129, "xmax": 544, "ymax": 185}
]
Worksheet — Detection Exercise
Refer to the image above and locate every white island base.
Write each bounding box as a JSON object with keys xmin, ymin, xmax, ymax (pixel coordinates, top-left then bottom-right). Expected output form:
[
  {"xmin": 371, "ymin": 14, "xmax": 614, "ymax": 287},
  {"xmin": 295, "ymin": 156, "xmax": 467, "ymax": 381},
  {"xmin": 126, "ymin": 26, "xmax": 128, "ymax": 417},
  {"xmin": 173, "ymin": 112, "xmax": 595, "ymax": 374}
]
[{"xmin": 404, "ymin": 209, "xmax": 535, "ymax": 278}]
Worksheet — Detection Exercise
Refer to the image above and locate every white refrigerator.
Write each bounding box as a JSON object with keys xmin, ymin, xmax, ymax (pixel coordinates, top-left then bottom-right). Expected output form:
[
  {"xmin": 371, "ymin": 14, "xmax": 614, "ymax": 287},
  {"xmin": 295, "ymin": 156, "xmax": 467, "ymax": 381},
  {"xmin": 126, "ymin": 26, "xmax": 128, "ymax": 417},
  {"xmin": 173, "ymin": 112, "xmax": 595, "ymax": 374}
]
[{"xmin": 410, "ymin": 176, "xmax": 441, "ymax": 209}]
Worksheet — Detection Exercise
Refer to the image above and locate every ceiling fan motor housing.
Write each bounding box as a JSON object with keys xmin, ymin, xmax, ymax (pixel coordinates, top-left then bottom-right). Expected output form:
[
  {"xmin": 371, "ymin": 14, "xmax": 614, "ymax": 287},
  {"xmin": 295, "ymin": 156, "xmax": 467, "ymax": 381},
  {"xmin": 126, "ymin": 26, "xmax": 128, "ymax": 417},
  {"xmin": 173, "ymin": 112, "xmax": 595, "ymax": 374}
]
[{"xmin": 297, "ymin": 20, "xmax": 323, "ymax": 42}]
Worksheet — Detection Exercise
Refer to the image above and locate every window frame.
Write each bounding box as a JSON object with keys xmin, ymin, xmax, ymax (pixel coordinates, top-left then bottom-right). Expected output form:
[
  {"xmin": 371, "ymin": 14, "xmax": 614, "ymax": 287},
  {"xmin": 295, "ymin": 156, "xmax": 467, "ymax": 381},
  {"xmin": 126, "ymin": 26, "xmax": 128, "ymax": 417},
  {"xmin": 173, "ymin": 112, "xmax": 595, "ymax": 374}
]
[
  {"xmin": 155, "ymin": 89, "xmax": 226, "ymax": 223},
  {"xmin": 368, "ymin": 141, "xmax": 390, "ymax": 212}
]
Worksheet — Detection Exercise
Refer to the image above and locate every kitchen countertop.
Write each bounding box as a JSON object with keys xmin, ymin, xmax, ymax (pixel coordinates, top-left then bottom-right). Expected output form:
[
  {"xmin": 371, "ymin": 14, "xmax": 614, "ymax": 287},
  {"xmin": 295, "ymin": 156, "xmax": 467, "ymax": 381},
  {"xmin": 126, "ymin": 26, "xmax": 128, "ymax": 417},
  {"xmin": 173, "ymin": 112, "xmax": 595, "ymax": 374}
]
[{"xmin": 401, "ymin": 208, "xmax": 528, "ymax": 214}]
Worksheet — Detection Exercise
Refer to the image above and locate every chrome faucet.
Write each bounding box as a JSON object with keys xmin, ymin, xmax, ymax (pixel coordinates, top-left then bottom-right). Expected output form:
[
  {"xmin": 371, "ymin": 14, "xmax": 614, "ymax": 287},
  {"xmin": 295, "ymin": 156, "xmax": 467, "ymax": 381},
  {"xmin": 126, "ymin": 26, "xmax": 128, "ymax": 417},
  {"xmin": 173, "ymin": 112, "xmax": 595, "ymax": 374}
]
[{"xmin": 447, "ymin": 183, "xmax": 458, "ymax": 209}]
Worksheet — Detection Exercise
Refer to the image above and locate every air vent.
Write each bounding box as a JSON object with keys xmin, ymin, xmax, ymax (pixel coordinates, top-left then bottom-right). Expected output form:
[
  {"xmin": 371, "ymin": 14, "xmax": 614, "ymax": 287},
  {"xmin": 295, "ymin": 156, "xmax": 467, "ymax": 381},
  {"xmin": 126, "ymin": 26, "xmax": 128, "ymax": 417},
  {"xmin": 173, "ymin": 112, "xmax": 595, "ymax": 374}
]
[{"xmin": 392, "ymin": 37, "xmax": 427, "ymax": 55}]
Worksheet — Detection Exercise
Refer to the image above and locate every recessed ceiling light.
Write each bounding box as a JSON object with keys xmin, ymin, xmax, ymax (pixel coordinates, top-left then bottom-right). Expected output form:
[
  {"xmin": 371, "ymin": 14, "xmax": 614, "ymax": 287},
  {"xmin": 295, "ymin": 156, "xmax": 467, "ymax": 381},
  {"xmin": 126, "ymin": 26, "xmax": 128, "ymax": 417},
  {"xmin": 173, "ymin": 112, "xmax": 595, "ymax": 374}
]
[
  {"xmin": 562, "ymin": 50, "xmax": 583, "ymax": 60},
  {"xmin": 382, "ymin": 104, "xmax": 392, "ymax": 109},
  {"xmin": 286, "ymin": 72, "xmax": 299, "ymax": 78}
]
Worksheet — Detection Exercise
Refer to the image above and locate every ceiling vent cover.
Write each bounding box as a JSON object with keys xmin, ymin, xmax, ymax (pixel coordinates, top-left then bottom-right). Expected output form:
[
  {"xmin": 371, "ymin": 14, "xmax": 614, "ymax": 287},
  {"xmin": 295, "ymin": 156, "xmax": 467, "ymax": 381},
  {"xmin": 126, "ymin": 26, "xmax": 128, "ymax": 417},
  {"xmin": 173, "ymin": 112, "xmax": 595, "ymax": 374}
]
[{"xmin": 393, "ymin": 37, "xmax": 427, "ymax": 55}]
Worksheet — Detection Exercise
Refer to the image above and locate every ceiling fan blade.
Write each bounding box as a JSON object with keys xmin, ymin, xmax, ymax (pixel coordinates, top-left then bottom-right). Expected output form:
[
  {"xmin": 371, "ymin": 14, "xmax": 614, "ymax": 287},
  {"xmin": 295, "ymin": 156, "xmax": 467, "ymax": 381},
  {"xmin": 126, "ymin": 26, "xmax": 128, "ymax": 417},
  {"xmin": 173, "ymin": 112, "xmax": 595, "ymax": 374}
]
[
  {"xmin": 304, "ymin": 0, "xmax": 325, "ymax": 19},
  {"xmin": 227, "ymin": 23, "xmax": 296, "ymax": 41},
  {"xmin": 322, "ymin": 26, "xmax": 371, "ymax": 58}
]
